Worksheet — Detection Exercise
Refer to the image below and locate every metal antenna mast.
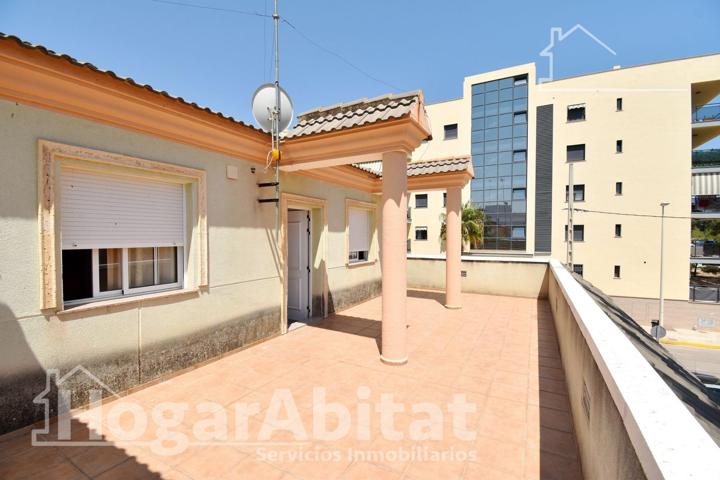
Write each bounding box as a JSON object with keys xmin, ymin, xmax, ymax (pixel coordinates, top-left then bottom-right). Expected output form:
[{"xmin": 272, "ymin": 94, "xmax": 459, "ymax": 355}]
[{"xmin": 272, "ymin": 0, "xmax": 281, "ymax": 243}]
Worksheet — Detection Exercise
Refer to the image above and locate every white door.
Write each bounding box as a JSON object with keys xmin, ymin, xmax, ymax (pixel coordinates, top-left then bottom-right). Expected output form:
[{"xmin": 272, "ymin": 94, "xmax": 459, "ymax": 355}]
[{"xmin": 287, "ymin": 210, "xmax": 310, "ymax": 322}]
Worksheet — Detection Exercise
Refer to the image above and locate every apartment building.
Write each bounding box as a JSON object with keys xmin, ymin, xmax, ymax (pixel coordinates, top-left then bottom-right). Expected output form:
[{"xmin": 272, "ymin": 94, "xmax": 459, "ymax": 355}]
[{"xmin": 409, "ymin": 54, "xmax": 720, "ymax": 301}]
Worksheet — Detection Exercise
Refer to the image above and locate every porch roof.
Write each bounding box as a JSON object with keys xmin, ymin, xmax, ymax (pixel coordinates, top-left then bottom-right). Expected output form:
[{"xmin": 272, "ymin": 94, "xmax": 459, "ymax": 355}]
[
  {"xmin": 285, "ymin": 91, "xmax": 430, "ymax": 140},
  {"xmin": 353, "ymin": 155, "xmax": 473, "ymax": 178}
]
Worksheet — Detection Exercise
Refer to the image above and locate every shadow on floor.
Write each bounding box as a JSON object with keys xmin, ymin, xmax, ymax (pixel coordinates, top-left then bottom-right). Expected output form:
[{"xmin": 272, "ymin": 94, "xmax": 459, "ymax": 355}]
[
  {"xmin": 535, "ymin": 301, "xmax": 584, "ymax": 479},
  {"xmin": 0, "ymin": 415, "xmax": 160, "ymax": 479},
  {"xmin": 307, "ymin": 314, "xmax": 382, "ymax": 353},
  {"xmin": 407, "ymin": 288, "xmax": 445, "ymax": 306}
]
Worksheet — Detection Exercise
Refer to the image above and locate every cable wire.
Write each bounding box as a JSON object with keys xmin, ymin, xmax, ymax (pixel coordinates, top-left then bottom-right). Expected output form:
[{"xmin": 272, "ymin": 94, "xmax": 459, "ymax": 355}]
[
  {"xmin": 566, "ymin": 207, "xmax": 694, "ymax": 220},
  {"xmin": 280, "ymin": 18, "xmax": 402, "ymax": 92},
  {"xmin": 150, "ymin": 0, "xmax": 270, "ymax": 17},
  {"xmin": 149, "ymin": 0, "xmax": 402, "ymax": 91}
]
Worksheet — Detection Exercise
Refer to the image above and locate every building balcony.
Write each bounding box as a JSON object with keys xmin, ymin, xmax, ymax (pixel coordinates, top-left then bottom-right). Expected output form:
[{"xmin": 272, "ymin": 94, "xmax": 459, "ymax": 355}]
[
  {"xmin": 693, "ymin": 103, "xmax": 720, "ymax": 124},
  {"xmin": 691, "ymin": 195, "xmax": 720, "ymax": 217},
  {"xmin": 692, "ymin": 104, "xmax": 720, "ymax": 148},
  {"xmin": 0, "ymin": 258, "xmax": 717, "ymax": 479}
]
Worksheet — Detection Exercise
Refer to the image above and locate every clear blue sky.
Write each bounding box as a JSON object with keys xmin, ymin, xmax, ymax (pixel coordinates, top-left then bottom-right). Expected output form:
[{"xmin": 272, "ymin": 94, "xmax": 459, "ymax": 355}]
[{"xmin": 1, "ymin": 0, "xmax": 719, "ymax": 133}]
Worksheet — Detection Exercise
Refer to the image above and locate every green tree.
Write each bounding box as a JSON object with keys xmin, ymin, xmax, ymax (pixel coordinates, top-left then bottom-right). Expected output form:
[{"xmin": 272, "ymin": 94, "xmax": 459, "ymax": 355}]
[{"xmin": 439, "ymin": 202, "xmax": 485, "ymax": 252}]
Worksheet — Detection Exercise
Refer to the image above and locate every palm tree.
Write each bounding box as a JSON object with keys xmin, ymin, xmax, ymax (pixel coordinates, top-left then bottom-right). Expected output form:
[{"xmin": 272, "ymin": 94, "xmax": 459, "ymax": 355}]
[{"xmin": 439, "ymin": 202, "xmax": 485, "ymax": 252}]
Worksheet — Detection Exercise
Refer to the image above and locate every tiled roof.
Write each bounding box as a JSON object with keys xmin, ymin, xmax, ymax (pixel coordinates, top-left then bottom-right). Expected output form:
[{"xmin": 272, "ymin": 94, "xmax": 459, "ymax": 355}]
[
  {"xmin": 0, "ymin": 32, "xmax": 261, "ymax": 133},
  {"xmin": 407, "ymin": 156, "xmax": 472, "ymax": 177},
  {"xmin": 352, "ymin": 156, "xmax": 472, "ymax": 178},
  {"xmin": 285, "ymin": 92, "xmax": 423, "ymax": 139}
]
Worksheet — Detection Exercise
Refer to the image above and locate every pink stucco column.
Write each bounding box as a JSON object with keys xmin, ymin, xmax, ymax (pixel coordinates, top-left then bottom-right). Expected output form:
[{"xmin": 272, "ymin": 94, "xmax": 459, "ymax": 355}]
[
  {"xmin": 445, "ymin": 186, "xmax": 462, "ymax": 309},
  {"xmin": 380, "ymin": 150, "xmax": 408, "ymax": 365}
]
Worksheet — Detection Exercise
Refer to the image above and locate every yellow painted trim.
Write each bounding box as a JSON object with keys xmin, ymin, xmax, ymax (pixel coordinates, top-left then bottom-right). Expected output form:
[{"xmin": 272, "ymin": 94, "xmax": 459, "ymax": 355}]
[
  {"xmin": 660, "ymin": 338, "xmax": 720, "ymax": 350},
  {"xmin": 38, "ymin": 140, "xmax": 208, "ymax": 311}
]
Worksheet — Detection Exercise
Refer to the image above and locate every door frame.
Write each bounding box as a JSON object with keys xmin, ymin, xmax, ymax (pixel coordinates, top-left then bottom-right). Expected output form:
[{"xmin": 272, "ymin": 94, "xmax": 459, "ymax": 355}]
[
  {"xmin": 286, "ymin": 208, "xmax": 311, "ymax": 323},
  {"xmin": 280, "ymin": 192, "xmax": 328, "ymax": 334}
]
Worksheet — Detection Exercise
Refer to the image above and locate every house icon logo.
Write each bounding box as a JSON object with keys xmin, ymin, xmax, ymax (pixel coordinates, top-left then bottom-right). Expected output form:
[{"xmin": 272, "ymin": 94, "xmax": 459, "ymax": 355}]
[
  {"xmin": 539, "ymin": 24, "xmax": 616, "ymax": 82},
  {"xmin": 32, "ymin": 365, "xmax": 121, "ymax": 446}
]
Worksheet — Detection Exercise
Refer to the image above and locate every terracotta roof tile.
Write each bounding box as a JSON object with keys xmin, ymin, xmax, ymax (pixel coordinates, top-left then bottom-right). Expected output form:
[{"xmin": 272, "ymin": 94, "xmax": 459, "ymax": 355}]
[
  {"xmin": 0, "ymin": 32, "xmax": 261, "ymax": 133},
  {"xmin": 352, "ymin": 156, "xmax": 472, "ymax": 178},
  {"xmin": 285, "ymin": 91, "xmax": 422, "ymax": 139}
]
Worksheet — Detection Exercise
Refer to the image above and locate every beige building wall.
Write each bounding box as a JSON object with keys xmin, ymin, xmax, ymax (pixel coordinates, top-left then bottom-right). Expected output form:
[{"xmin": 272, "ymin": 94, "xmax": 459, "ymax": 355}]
[
  {"xmin": 0, "ymin": 98, "xmax": 380, "ymax": 433},
  {"xmin": 410, "ymin": 55, "xmax": 720, "ymax": 301},
  {"xmin": 409, "ymin": 99, "xmax": 470, "ymax": 254},
  {"xmin": 538, "ymin": 54, "xmax": 720, "ymax": 300}
]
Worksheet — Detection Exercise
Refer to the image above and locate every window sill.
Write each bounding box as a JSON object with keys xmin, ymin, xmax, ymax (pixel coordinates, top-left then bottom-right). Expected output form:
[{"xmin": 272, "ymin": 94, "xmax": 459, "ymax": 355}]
[
  {"xmin": 566, "ymin": 119, "xmax": 586, "ymax": 124},
  {"xmin": 56, "ymin": 287, "xmax": 200, "ymax": 316},
  {"xmin": 346, "ymin": 260, "xmax": 376, "ymax": 268}
]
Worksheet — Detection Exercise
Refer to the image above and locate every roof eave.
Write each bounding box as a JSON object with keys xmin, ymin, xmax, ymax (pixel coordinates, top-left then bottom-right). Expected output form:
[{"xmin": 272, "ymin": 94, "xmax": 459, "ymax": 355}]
[{"xmin": 0, "ymin": 34, "xmax": 270, "ymax": 163}]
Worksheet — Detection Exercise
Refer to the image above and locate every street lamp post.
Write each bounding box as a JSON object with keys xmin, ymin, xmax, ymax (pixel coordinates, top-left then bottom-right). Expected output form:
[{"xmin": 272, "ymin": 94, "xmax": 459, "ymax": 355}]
[{"xmin": 659, "ymin": 202, "xmax": 670, "ymax": 327}]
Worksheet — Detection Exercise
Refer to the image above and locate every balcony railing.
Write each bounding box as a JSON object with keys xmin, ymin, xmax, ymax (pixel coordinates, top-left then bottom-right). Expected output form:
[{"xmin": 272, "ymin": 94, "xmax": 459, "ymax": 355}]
[
  {"xmin": 690, "ymin": 285, "xmax": 720, "ymax": 303},
  {"xmin": 693, "ymin": 103, "xmax": 720, "ymax": 123},
  {"xmin": 692, "ymin": 149, "xmax": 720, "ymax": 168},
  {"xmin": 692, "ymin": 195, "xmax": 720, "ymax": 215},
  {"xmin": 691, "ymin": 241, "xmax": 720, "ymax": 258}
]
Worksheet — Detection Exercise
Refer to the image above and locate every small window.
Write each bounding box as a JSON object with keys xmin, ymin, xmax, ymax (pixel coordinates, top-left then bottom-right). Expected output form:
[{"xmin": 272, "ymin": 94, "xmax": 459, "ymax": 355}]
[
  {"xmin": 614, "ymin": 265, "xmax": 621, "ymax": 278},
  {"xmin": 573, "ymin": 264, "xmax": 584, "ymax": 277},
  {"xmin": 415, "ymin": 226, "xmax": 428, "ymax": 241},
  {"xmin": 616, "ymin": 139, "xmax": 623, "ymax": 153},
  {"xmin": 511, "ymin": 227, "xmax": 526, "ymax": 239},
  {"xmin": 443, "ymin": 192, "xmax": 447, "ymax": 207},
  {"xmin": 565, "ymin": 185, "xmax": 585, "ymax": 202},
  {"xmin": 513, "ymin": 112, "xmax": 527, "ymax": 124},
  {"xmin": 616, "ymin": 98, "xmax": 623, "ymax": 111},
  {"xmin": 567, "ymin": 144, "xmax": 586, "ymax": 162},
  {"xmin": 63, "ymin": 247, "xmax": 182, "ymax": 305},
  {"xmin": 615, "ymin": 182, "xmax": 623, "ymax": 195},
  {"xmin": 512, "ymin": 150, "xmax": 527, "ymax": 162},
  {"xmin": 415, "ymin": 194, "xmax": 428, "ymax": 208},
  {"xmin": 444, "ymin": 123, "xmax": 458, "ymax": 140},
  {"xmin": 407, "ymin": 239, "xmax": 411, "ymax": 253},
  {"xmin": 512, "ymin": 188, "xmax": 526, "ymax": 200},
  {"xmin": 564, "ymin": 225, "xmax": 585, "ymax": 242},
  {"xmin": 615, "ymin": 224, "xmax": 622, "ymax": 237},
  {"xmin": 513, "ymin": 76, "xmax": 528, "ymax": 86},
  {"xmin": 567, "ymin": 104, "xmax": 586, "ymax": 122},
  {"xmin": 348, "ymin": 207, "xmax": 371, "ymax": 264}
]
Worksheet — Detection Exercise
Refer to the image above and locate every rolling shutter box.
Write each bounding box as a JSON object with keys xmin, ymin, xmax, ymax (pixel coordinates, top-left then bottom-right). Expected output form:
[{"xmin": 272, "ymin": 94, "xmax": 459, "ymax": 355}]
[
  {"xmin": 61, "ymin": 169, "xmax": 184, "ymax": 249},
  {"xmin": 349, "ymin": 208, "xmax": 370, "ymax": 253}
]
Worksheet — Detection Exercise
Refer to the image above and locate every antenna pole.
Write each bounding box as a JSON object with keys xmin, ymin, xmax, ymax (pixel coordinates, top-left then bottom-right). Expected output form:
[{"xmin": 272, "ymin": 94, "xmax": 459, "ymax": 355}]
[{"xmin": 272, "ymin": 0, "xmax": 281, "ymax": 244}]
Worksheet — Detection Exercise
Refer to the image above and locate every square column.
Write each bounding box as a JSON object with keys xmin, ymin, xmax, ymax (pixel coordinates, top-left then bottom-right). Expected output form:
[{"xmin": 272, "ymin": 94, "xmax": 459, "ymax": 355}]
[
  {"xmin": 445, "ymin": 186, "xmax": 462, "ymax": 309},
  {"xmin": 380, "ymin": 151, "xmax": 408, "ymax": 365}
]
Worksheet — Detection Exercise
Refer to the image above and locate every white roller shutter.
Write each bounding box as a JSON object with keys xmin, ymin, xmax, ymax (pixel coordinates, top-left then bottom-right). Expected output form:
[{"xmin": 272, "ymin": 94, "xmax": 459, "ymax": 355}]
[
  {"xmin": 692, "ymin": 171, "xmax": 720, "ymax": 196},
  {"xmin": 349, "ymin": 208, "xmax": 370, "ymax": 253},
  {"xmin": 61, "ymin": 169, "xmax": 184, "ymax": 249}
]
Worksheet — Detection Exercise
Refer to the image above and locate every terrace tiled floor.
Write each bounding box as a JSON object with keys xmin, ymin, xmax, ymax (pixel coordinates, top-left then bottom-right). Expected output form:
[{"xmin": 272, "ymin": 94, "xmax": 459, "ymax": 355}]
[{"xmin": 0, "ymin": 290, "xmax": 582, "ymax": 479}]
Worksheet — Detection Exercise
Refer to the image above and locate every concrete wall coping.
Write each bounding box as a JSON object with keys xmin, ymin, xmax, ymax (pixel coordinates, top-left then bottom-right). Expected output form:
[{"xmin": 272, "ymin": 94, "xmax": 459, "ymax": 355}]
[
  {"xmin": 549, "ymin": 258, "xmax": 719, "ymax": 479},
  {"xmin": 407, "ymin": 253, "xmax": 550, "ymax": 264}
]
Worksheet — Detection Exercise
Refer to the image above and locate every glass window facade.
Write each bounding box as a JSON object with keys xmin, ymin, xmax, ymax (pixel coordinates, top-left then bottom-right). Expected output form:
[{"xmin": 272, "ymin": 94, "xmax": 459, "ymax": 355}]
[{"xmin": 470, "ymin": 74, "xmax": 528, "ymax": 250}]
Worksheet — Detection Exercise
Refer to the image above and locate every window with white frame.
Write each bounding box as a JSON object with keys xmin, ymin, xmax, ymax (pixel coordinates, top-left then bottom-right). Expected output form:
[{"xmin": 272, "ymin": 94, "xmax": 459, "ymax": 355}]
[
  {"xmin": 348, "ymin": 207, "xmax": 371, "ymax": 263},
  {"xmin": 60, "ymin": 169, "xmax": 185, "ymax": 306},
  {"xmin": 415, "ymin": 226, "xmax": 428, "ymax": 241}
]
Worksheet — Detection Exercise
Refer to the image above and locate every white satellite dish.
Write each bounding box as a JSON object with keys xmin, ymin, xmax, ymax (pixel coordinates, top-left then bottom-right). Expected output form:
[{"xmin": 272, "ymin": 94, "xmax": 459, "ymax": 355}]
[{"xmin": 251, "ymin": 83, "xmax": 293, "ymax": 132}]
